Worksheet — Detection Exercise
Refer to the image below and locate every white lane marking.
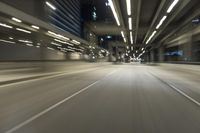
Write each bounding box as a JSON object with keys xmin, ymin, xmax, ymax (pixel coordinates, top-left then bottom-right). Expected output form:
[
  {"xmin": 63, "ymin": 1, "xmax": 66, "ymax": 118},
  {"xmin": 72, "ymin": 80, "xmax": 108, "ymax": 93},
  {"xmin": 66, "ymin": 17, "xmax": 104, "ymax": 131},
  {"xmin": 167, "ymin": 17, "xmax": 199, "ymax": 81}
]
[
  {"xmin": 149, "ymin": 72, "xmax": 200, "ymax": 107},
  {"xmin": 4, "ymin": 70, "xmax": 116, "ymax": 133},
  {"xmin": 168, "ymin": 83, "xmax": 200, "ymax": 106},
  {"xmin": 0, "ymin": 67, "xmax": 103, "ymax": 88},
  {"xmin": 4, "ymin": 81, "xmax": 99, "ymax": 133}
]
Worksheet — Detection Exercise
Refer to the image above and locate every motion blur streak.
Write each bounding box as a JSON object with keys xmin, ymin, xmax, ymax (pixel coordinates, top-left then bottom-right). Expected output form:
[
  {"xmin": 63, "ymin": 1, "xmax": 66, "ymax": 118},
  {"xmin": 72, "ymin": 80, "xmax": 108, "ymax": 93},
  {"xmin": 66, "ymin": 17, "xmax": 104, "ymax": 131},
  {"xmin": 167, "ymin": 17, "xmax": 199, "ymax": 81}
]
[{"xmin": 0, "ymin": 62, "xmax": 200, "ymax": 133}]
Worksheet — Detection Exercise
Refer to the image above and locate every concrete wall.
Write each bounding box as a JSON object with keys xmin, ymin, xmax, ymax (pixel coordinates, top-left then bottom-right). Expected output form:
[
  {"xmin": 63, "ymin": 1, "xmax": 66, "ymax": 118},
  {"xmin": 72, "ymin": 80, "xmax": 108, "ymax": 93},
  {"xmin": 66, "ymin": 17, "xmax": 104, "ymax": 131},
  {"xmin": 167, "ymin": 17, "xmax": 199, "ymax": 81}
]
[
  {"xmin": 0, "ymin": 42, "xmax": 66, "ymax": 61},
  {"xmin": 0, "ymin": 0, "xmax": 46, "ymax": 20},
  {"xmin": 160, "ymin": 22, "xmax": 200, "ymax": 62}
]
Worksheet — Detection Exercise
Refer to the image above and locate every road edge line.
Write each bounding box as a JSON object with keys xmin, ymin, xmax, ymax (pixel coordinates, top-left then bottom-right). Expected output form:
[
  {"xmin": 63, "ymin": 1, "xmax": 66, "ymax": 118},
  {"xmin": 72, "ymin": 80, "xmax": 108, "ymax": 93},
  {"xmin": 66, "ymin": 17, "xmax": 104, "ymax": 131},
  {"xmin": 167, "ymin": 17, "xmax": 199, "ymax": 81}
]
[
  {"xmin": 149, "ymin": 72, "xmax": 200, "ymax": 107},
  {"xmin": 4, "ymin": 70, "xmax": 116, "ymax": 133}
]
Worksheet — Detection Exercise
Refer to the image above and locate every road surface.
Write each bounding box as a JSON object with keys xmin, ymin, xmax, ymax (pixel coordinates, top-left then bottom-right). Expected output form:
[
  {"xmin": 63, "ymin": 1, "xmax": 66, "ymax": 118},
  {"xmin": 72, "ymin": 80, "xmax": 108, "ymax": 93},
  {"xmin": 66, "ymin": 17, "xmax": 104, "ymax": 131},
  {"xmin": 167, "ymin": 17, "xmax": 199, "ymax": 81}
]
[{"xmin": 0, "ymin": 63, "xmax": 200, "ymax": 133}]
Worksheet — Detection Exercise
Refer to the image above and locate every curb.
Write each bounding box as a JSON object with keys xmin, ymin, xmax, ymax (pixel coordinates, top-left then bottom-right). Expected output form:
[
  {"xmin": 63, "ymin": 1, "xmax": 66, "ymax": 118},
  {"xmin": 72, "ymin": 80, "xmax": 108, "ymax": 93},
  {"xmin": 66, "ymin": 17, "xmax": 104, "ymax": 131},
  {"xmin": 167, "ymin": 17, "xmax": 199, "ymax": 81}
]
[{"xmin": 0, "ymin": 73, "xmax": 60, "ymax": 86}]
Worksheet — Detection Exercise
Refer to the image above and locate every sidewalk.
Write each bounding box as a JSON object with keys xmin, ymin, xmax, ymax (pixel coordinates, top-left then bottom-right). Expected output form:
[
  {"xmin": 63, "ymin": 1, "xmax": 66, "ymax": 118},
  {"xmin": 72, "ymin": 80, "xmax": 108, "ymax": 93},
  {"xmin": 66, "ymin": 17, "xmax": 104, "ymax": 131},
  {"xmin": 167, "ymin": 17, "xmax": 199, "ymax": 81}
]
[
  {"xmin": 0, "ymin": 61, "xmax": 112, "ymax": 86},
  {"xmin": 0, "ymin": 67, "xmax": 60, "ymax": 85}
]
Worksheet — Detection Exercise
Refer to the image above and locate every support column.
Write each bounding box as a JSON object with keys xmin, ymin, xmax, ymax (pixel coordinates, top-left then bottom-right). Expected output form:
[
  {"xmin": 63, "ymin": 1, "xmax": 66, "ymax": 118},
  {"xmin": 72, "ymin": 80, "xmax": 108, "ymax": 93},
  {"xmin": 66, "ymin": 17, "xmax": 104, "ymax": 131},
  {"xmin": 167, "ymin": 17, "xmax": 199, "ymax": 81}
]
[
  {"xmin": 150, "ymin": 51, "xmax": 155, "ymax": 62},
  {"xmin": 158, "ymin": 47, "xmax": 165, "ymax": 62},
  {"xmin": 182, "ymin": 35, "xmax": 193, "ymax": 61}
]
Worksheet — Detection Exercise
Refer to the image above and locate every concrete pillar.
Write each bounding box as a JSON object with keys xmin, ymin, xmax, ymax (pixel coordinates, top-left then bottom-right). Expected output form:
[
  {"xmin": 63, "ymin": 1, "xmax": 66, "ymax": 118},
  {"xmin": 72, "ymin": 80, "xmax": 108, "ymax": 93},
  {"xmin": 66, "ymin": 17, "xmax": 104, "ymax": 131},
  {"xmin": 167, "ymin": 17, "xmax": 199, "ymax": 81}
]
[
  {"xmin": 1, "ymin": 0, "xmax": 46, "ymax": 20},
  {"xmin": 144, "ymin": 52, "xmax": 150, "ymax": 62},
  {"xmin": 182, "ymin": 35, "xmax": 193, "ymax": 61},
  {"xmin": 158, "ymin": 47, "xmax": 165, "ymax": 62},
  {"xmin": 150, "ymin": 51, "xmax": 155, "ymax": 62},
  {"xmin": 108, "ymin": 42, "xmax": 113, "ymax": 62}
]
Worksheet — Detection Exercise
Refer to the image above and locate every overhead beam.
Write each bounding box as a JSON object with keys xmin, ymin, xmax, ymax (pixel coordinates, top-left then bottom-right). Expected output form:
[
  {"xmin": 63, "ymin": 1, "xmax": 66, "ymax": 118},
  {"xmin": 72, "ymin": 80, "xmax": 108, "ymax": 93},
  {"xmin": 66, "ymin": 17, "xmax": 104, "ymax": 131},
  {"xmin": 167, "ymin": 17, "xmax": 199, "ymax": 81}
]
[
  {"xmin": 150, "ymin": 0, "xmax": 191, "ymax": 44},
  {"xmin": 86, "ymin": 22, "xmax": 151, "ymax": 36},
  {"xmin": 113, "ymin": 0, "xmax": 126, "ymax": 32},
  {"xmin": 160, "ymin": 5, "xmax": 200, "ymax": 44},
  {"xmin": 134, "ymin": 0, "xmax": 142, "ymax": 44},
  {"xmin": 142, "ymin": 0, "xmax": 166, "ymax": 44},
  {"xmin": 0, "ymin": 2, "xmax": 89, "ymax": 44}
]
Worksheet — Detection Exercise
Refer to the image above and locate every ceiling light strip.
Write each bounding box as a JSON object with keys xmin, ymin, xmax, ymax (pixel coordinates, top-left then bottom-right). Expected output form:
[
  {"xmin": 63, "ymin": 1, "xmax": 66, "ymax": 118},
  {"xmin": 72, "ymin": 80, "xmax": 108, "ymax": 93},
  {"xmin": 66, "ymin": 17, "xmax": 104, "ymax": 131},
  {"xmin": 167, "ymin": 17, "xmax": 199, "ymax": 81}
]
[
  {"xmin": 0, "ymin": 22, "xmax": 13, "ymax": 29},
  {"xmin": 146, "ymin": 30, "xmax": 157, "ymax": 44},
  {"xmin": 16, "ymin": 28, "xmax": 31, "ymax": 34},
  {"xmin": 167, "ymin": 0, "xmax": 179, "ymax": 13},
  {"xmin": 46, "ymin": 1, "xmax": 56, "ymax": 10},
  {"xmin": 12, "ymin": 17, "xmax": 22, "ymax": 23},
  {"xmin": 108, "ymin": 0, "xmax": 120, "ymax": 26},
  {"xmin": 156, "ymin": 16, "xmax": 167, "ymax": 29},
  {"xmin": 130, "ymin": 31, "xmax": 133, "ymax": 44},
  {"xmin": 0, "ymin": 39, "xmax": 16, "ymax": 44},
  {"xmin": 128, "ymin": 17, "xmax": 132, "ymax": 30},
  {"xmin": 121, "ymin": 31, "xmax": 125, "ymax": 38},
  {"xmin": 31, "ymin": 25, "xmax": 40, "ymax": 29},
  {"xmin": 126, "ymin": 0, "xmax": 131, "ymax": 15}
]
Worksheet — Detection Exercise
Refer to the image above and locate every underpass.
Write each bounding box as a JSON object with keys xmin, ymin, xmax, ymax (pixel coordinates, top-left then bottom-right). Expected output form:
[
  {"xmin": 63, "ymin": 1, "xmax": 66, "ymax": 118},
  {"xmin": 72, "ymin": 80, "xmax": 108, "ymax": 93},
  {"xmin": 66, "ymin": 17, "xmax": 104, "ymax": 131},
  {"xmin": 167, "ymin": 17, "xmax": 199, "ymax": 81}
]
[
  {"xmin": 0, "ymin": 0, "xmax": 200, "ymax": 132},
  {"xmin": 0, "ymin": 63, "xmax": 199, "ymax": 133}
]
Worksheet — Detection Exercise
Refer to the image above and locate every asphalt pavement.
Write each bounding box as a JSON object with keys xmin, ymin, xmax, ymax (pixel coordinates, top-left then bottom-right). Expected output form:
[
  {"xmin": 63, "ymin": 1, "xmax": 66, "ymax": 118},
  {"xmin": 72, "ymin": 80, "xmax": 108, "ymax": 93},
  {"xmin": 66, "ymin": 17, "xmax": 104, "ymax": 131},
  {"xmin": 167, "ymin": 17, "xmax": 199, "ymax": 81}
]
[{"xmin": 0, "ymin": 63, "xmax": 200, "ymax": 133}]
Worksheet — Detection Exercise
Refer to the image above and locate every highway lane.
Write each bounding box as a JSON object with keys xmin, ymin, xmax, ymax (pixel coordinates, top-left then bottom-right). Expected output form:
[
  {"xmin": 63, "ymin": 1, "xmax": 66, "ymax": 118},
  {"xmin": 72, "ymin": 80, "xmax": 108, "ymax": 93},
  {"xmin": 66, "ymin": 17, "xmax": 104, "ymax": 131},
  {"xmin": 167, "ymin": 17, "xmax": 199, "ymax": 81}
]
[
  {"xmin": 1, "ymin": 64, "xmax": 200, "ymax": 133},
  {"xmin": 148, "ymin": 64, "xmax": 200, "ymax": 102},
  {"xmin": 0, "ymin": 64, "xmax": 116, "ymax": 132}
]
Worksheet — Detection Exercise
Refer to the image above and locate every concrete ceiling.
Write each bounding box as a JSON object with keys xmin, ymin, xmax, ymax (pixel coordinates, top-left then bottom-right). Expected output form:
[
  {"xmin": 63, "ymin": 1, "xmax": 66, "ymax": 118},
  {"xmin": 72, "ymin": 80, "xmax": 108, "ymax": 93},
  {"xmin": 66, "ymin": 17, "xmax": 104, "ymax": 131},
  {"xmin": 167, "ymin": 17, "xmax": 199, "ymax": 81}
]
[{"xmin": 83, "ymin": 0, "xmax": 200, "ymax": 48}]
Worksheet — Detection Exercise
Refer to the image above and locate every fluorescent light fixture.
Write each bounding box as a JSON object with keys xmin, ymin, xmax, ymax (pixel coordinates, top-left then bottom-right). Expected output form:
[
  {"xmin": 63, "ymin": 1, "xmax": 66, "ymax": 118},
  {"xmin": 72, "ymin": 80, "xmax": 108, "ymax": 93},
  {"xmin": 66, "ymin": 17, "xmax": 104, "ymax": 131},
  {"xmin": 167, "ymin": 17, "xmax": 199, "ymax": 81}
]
[
  {"xmin": 31, "ymin": 25, "xmax": 40, "ymax": 29},
  {"xmin": 146, "ymin": 30, "xmax": 157, "ymax": 44},
  {"xmin": 66, "ymin": 49, "xmax": 75, "ymax": 52},
  {"xmin": 108, "ymin": 0, "xmax": 120, "ymax": 26},
  {"xmin": 72, "ymin": 40, "xmax": 80, "ymax": 44},
  {"xmin": 51, "ymin": 42, "xmax": 62, "ymax": 47},
  {"xmin": 16, "ymin": 28, "xmax": 31, "ymax": 34},
  {"xmin": 167, "ymin": 0, "xmax": 179, "ymax": 13},
  {"xmin": 107, "ymin": 35, "xmax": 112, "ymax": 39},
  {"xmin": 101, "ymin": 50, "xmax": 105, "ymax": 53},
  {"xmin": 126, "ymin": 0, "xmax": 131, "ymax": 15},
  {"xmin": 12, "ymin": 17, "xmax": 22, "ymax": 23},
  {"xmin": 47, "ymin": 31, "xmax": 69, "ymax": 40},
  {"xmin": 9, "ymin": 37, "xmax": 14, "ymax": 40},
  {"xmin": 156, "ymin": 16, "xmax": 167, "ymax": 29},
  {"xmin": 121, "ymin": 31, "xmax": 125, "ymax": 38},
  {"xmin": 26, "ymin": 44, "xmax": 33, "ymax": 47},
  {"xmin": 121, "ymin": 31, "xmax": 126, "ymax": 43},
  {"xmin": 130, "ymin": 31, "xmax": 133, "ymax": 44},
  {"xmin": 36, "ymin": 46, "xmax": 40, "ymax": 48},
  {"xmin": 131, "ymin": 46, "xmax": 133, "ymax": 51},
  {"xmin": 48, "ymin": 31, "xmax": 56, "ymax": 35},
  {"xmin": 57, "ymin": 35, "xmax": 69, "ymax": 40},
  {"xmin": 123, "ymin": 37, "xmax": 127, "ymax": 43},
  {"xmin": 18, "ymin": 39, "xmax": 33, "ymax": 43},
  {"xmin": 66, "ymin": 42, "xmax": 74, "ymax": 46},
  {"xmin": 47, "ymin": 47, "xmax": 54, "ymax": 50},
  {"xmin": 46, "ymin": 1, "xmax": 56, "ymax": 10},
  {"xmin": 128, "ymin": 17, "xmax": 132, "ymax": 30},
  {"xmin": 54, "ymin": 39, "xmax": 66, "ymax": 44},
  {"xmin": 0, "ymin": 22, "xmax": 13, "ymax": 29},
  {"xmin": 0, "ymin": 39, "xmax": 16, "ymax": 44},
  {"xmin": 141, "ymin": 48, "xmax": 144, "ymax": 51}
]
